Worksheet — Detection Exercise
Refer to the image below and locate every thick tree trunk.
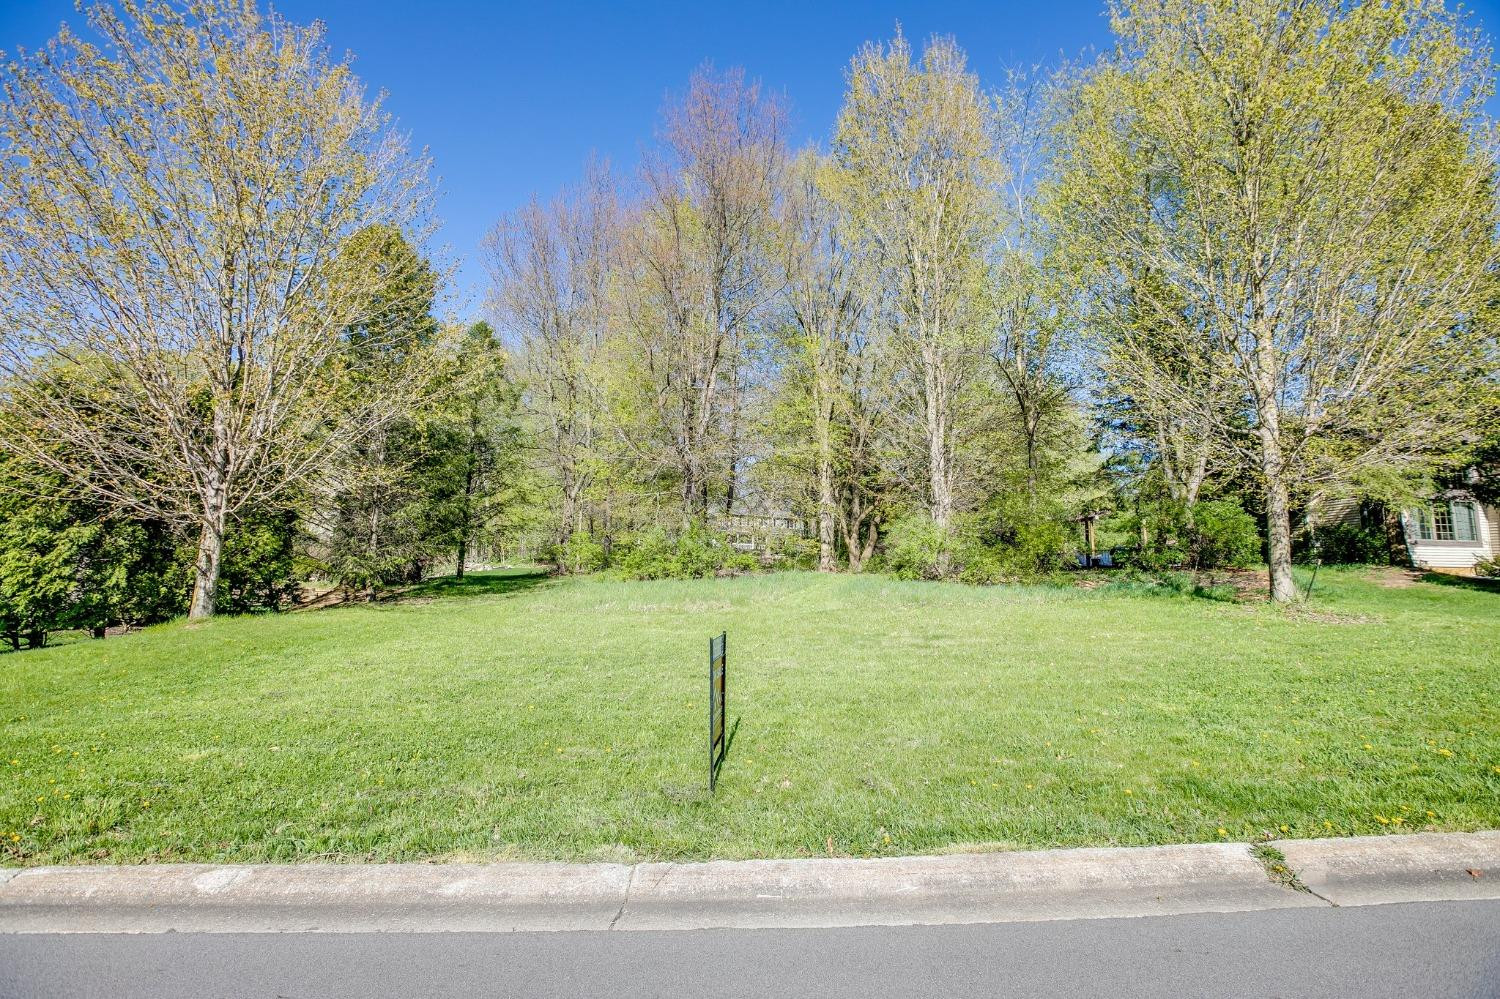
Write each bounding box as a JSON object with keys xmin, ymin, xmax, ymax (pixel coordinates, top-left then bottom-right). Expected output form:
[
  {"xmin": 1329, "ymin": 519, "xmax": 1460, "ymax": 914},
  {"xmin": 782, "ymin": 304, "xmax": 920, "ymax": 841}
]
[
  {"xmin": 1256, "ymin": 416, "xmax": 1297, "ymax": 602},
  {"xmin": 190, "ymin": 454, "xmax": 229, "ymax": 619},
  {"xmin": 189, "ymin": 516, "xmax": 225, "ymax": 619},
  {"xmin": 1263, "ymin": 472, "xmax": 1296, "ymax": 602},
  {"xmin": 1252, "ymin": 319, "xmax": 1297, "ymax": 603},
  {"xmin": 926, "ymin": 408, "xmax": 952, "ymax": 529}
]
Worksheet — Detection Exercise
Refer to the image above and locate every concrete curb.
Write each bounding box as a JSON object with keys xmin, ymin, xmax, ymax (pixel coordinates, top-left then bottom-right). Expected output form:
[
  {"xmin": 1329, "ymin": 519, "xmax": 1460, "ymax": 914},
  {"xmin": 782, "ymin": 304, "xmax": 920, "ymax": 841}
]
[
  {"xmin": 0, "ymin": 842, "xmax": 1315, "ymax": 934},
  {"xmin": 0, "ymin": 832, "xmax": 1491, "ymax": 934},
  {"xmin": 1271, "ymin": 831, "xmax": 1500, "ymax": 906},
  {"xmin": 618, "ymin": 844, "xmax": 1318, "ymax": 930},
  {"xmin": 0, "ymin": 862, "xmax": 633, "ymax": 933}
]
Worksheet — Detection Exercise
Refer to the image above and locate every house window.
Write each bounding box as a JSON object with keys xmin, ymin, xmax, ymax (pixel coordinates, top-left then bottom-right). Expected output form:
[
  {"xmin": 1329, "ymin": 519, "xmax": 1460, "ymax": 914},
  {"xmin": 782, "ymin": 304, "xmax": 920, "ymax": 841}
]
[{"xmin": 1411, "ymin": 501, "xmax": 1479, "ymax": 542}]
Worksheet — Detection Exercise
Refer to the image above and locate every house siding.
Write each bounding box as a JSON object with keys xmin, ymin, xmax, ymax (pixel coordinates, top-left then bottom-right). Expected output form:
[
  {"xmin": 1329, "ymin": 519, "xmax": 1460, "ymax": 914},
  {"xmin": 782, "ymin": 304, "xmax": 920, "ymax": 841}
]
[
  {"xmin": 1310, "ymin": 496, "xmax": 1361, "ymax": 529},
  {"xmin": 1403, "ymin": 503, "xmax": 1497, "ymax": 570}
]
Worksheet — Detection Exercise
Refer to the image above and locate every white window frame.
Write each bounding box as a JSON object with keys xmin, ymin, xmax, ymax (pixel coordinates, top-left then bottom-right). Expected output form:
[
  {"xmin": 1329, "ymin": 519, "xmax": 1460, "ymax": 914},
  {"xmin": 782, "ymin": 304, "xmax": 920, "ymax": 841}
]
[{"xmin": 1409, "ymin": 500, "xmax": 1481, "ymax": 544}]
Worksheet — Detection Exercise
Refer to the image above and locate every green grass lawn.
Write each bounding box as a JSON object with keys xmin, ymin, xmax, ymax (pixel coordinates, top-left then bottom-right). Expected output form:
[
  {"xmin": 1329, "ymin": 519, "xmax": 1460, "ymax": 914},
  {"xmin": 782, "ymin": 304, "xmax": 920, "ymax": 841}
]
[{"xmin": 3, "ymin": 567, "xmax": 1497, "ymax": 865}]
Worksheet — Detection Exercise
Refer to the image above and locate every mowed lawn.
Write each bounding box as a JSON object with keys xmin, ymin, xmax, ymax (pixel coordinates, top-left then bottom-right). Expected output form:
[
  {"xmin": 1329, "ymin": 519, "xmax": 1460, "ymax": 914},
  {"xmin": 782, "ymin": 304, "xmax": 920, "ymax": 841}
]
[{"xmin": 2, "ymin": 567, "xmax": 1497, "ymax": 866}]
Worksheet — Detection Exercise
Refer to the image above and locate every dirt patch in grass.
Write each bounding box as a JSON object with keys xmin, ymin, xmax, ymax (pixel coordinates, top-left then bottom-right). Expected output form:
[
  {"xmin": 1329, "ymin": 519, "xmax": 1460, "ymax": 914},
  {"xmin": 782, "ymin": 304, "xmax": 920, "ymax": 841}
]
[{"xmin": 1369, "ymin": 567, "xmax": 1425, "ymax": 588}]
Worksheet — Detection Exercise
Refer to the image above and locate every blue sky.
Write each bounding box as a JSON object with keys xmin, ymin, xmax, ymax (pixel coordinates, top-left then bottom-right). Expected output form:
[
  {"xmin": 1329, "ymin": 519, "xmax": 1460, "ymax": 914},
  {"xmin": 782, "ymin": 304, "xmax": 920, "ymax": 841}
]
[{"xmin": 3, "ymin": 1, "xmax": 1498, "ymax": 315}]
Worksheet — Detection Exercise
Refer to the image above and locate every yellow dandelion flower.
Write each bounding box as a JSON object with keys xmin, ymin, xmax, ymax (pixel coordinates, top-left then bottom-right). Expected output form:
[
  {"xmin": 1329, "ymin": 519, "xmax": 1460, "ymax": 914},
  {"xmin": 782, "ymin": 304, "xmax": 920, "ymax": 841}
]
[
  {"xmin": 1375, "ymin": 814, "xmax": 1390, "ymax": 824},
  {"xmin": 1217, "ymin": 827, "xmax": 1228, "ymax": 837},
  {"xmin": 1426, "ymin": 810, "xmax": 1436, "ymax": 818},
  {"xmin": 1124, "ymin": 788, "xmax": 1133, "ymax": 795},
  {"xmin": 1279, "ymin": 824, "xmax": 1289, "ymax": 833}
]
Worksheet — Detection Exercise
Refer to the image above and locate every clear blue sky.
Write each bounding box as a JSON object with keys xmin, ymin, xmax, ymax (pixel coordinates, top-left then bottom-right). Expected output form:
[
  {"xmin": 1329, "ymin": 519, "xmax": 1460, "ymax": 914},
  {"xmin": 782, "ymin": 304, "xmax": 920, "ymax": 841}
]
[{"xmin": 4, "ymin": 1, "xmax": 1498, "ymax": 315}]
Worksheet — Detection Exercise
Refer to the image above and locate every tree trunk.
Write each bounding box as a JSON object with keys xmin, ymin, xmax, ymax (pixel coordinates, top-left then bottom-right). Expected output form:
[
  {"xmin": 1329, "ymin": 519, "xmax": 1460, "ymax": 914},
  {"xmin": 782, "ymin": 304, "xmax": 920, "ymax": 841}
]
[
  {"xmin": 1257, "ymin": 422, "xmax": 1297, "ymax": 602},
  {"xmin": 1252, "ymin": 322, "xmax": 1297, "ymax": 603},
  {"xmin": 860, "ymin": 520, "xmax": 879, "ymax": 570},
  {"xmin": 926, "ymin": 405, "xmax": 951, "ymax": 529},
  {"xmin": 815, "ymin": 386, "xmax": 836, "ymax": 573},
  {"xmin": 189, "ymin": 515, "xmax": 225, "ymax": 619},
  {"xmin": 457, "ymin": 449, "xmax": 476, "ymax": 580}
]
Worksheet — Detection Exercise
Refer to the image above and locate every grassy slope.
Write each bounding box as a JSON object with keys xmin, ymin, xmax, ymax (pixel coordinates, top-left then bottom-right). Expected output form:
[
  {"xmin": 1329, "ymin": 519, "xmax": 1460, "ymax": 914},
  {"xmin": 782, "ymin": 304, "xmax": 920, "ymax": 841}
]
[{"xmin": 2, "ymin": 567, "xmax": 1497, "ymax": 865}]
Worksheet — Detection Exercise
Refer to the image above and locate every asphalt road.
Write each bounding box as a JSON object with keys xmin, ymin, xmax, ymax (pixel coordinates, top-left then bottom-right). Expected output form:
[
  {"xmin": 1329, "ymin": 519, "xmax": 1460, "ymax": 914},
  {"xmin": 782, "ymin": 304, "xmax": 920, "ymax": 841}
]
[{"xmin": 3, "ymin": 900, "xmax": 1497, "ymax": 999}]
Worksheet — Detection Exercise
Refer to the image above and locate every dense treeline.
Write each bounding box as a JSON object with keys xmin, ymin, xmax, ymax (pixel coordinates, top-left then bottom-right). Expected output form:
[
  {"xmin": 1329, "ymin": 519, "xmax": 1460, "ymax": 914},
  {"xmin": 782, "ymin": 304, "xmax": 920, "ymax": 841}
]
[
  {"xmin": 489, "ymin": 3, "xmax": 1499, "ymax": 593},
  {"xmin": 1, "ymin": 0, "xmax": 1496, "ymax": 646}
]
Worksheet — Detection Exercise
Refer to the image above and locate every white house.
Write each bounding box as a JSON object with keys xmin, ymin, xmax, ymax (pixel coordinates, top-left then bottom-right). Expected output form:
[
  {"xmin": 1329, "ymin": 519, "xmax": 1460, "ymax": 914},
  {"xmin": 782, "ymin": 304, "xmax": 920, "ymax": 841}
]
[{"xmin": 1399, "ymin": 490, "xmax": 1498, "ymax": 572}]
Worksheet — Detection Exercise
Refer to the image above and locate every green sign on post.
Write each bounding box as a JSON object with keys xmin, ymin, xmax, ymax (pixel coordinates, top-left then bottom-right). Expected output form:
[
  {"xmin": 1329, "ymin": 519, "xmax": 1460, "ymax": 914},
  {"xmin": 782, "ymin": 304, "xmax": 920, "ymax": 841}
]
[{"xmin": 708, "ymin": 631, "xmax": 727, "ymax": 791}]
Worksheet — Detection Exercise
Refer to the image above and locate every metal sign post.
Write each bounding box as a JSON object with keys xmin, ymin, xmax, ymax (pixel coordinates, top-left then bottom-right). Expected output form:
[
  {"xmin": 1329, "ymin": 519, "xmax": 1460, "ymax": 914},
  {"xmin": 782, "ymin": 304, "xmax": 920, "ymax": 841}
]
[{"xmin": 708, "ymin": 631, "xmax": 727, "ymax": 791}]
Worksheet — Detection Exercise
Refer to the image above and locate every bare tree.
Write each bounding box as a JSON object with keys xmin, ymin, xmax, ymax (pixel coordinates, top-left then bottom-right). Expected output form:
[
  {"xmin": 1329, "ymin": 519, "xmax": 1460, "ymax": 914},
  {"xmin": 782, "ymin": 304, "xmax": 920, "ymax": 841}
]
[
  {"xmin": 624, "ymin": 64, "xmax": 786, "ymax": 522},
  {"xmin": 989, "ymin": 66, "xmax": 1079, "ymax": 510},
  {"xmin": 0, "ymin": 0, "xmax": 442, "ymax": 617},
  {"xmin": 487, "ymin": 161, "xmax": 617, "ymax": 561}
]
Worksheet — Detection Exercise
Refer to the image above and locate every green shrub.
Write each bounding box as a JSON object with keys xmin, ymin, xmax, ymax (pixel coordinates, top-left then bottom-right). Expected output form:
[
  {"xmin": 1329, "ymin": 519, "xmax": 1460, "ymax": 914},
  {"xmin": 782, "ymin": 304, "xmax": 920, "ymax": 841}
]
[
  {"xmin": 1475, "ymin": 557, "xmax": 1499, "ymax": 579},
  {"xmin": 882, "ymin": 515, "xmax": 956, "ymax": 581},
  {"xmin": 0, "ymin": 468, "xmax": 189, "ymax": 647},
  {"xmin": 990, "ymin": 514, "xmax": 1072, "ymax": 580},
  {"xmin": 955, "ymin": 541, "xmax": 1007, "ymax": 585},
  {"xmin": 217, "ymin": 509, "xmax": 301, "ymax": 613},
  {"xmin": 1313, "ymin": 521, "xmax": 1389, "ymax": 565},
  {"xmin": 1190, "ymin": 500, "xmax": 1260, "ymax": 570},
  {"xmin": 554, "ymin": 532, "xmax": 606, "ymax": 574},
  {"xmin": 882, "ymin": 510, "xmax": 1069, "ymax": 584},
  {"xmin": 613, "ymin": 525, "xmax": 754, "ymax": 580},
  {"xmin": 768, "ymin": 533, "xmax": 819, "ymax": 569}
]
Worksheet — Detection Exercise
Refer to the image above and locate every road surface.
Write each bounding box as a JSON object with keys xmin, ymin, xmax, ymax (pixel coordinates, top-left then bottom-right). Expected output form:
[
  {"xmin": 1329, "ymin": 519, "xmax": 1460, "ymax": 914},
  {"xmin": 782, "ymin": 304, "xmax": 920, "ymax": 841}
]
[{"xmin": 3, "ymin": 899, "xmax": 1497, "ymax": 998}]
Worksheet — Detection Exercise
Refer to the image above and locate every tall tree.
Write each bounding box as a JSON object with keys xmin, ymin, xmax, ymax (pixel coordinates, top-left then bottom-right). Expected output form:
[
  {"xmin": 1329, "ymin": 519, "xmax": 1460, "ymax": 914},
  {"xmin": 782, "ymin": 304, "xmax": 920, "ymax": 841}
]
[
  {"xmin": 774, "ymin": 152, "xmax": 867, "ymax": 570},
  {"xmin": 437, "ymin": 322, "xmax": 524, "ymax": 579},
  {"xmin": 989, "ymin": 67, "xmax": 1079, "ymax": 511},
  {"xmin": 831, "ymin": 32, "xmax": 999, "ymax": 531},
  {"xmin": 0, "ymin": 0, "xmax": 441, "ymax": 617},
  {"xmin": 625, "ymin": 64, "xmax": 786, "ymax": 522},
  {"xmin": 314, "ymin": 227, "xmax": 448, "ymax": 593},
  {"xmin": 1053, "ymin": 0, "xmax": 1499, "ymax": 600},
  {"xmin": 487, "ymin": 164, "xmax": 616, "ymax": 560}
]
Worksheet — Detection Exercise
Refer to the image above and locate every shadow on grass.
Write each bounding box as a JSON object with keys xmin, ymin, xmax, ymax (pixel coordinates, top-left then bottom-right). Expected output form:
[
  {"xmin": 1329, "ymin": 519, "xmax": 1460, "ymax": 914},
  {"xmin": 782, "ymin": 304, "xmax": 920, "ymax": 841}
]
[
  {"xmin": 392, "ymin": 567, "xmax": 554, "ymax": 602},
  {"xmin": 1419, "ymin": 571, "xmax": 1500, "ymax": 595},
  {"xmin": 1094, "ymin": 571, "xmax": 1241, "ymax": 603}
]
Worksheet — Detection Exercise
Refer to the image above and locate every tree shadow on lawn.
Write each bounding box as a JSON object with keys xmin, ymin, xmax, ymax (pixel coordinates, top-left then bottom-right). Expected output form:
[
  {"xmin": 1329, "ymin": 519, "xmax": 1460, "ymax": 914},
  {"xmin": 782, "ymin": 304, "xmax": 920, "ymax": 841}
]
[
  {"xmin": 394, "ymin": 567, "xmax": 553, "ymax": 602},
  {"xmin": 1419, "ymin": 571, "xmax": 1500, "ymax": 595}
]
